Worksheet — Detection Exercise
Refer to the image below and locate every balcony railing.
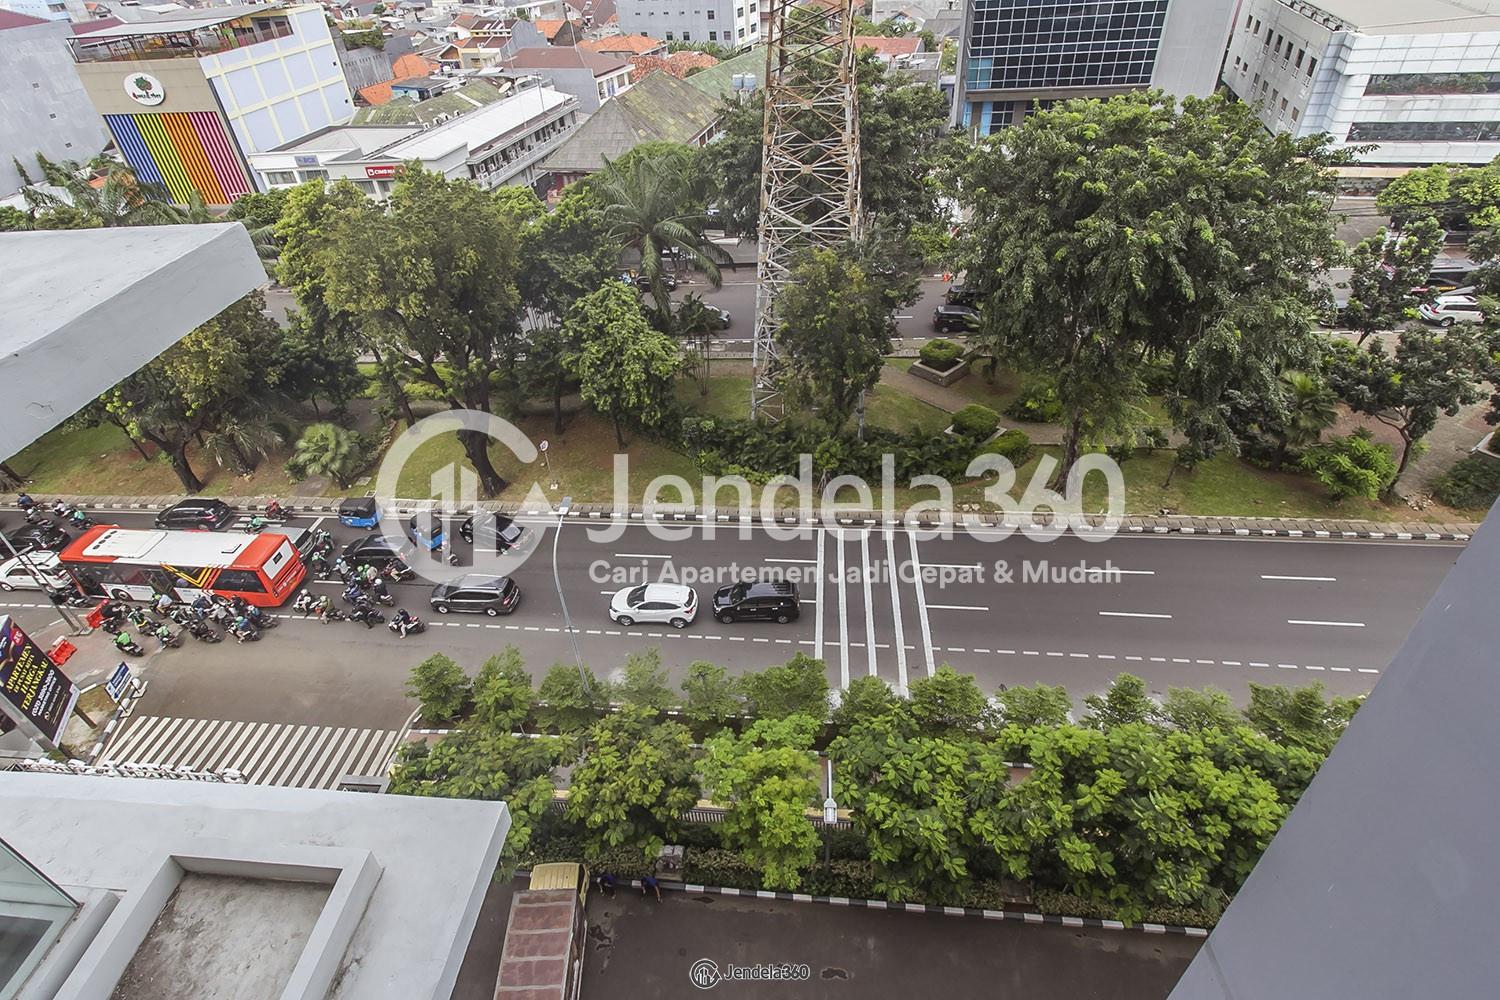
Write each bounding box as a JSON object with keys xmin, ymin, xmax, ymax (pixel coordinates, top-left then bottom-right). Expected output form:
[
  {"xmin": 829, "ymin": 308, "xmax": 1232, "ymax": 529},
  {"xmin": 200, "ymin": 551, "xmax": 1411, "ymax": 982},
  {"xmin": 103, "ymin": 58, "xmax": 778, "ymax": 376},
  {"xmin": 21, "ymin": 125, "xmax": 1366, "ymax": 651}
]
[{"xmin": 71, "ymin": 21, "xmax": 293, "ymax": 64}]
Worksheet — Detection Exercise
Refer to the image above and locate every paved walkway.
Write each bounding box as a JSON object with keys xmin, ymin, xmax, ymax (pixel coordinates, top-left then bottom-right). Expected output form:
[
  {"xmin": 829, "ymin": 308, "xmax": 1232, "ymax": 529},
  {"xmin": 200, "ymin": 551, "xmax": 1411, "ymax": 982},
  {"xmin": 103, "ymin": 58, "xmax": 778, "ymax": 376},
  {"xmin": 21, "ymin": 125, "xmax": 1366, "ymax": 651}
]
[
  {"xmin": 1397, "ymin": 399, "xmax": 1492, "ymax": 497},
  {"xmin": 877, "ymin": 364, "xmax": 1068, "ymax": 445}
]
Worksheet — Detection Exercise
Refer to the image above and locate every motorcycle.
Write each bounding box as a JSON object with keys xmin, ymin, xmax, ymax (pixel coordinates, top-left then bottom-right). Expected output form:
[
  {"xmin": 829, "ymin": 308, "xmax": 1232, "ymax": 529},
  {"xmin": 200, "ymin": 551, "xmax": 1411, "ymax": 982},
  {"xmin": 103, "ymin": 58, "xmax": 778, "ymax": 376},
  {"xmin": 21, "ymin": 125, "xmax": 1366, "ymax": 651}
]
[
  {"xmin": 125, "ymin": 608, "xmax": 153, "ymax": 632},
  {"xmin": 292, "ymin": 591, "xmax": 317, "ymax": 616},
  {"xmin": 263, "ymin": 498, "xmax": 293, "ymax": 521},
  {"xmin": 363, "ymin": 578, "xmax": 396, "ymax": 606},
  {"xmin": 232, "ymin": 601, "xmax": 277, "ymax": 630},
  {"xmin": 348, "ymin": 604, "xmax": 385, "ymax": 629},
  {"xmin": 228, "ymin": 619, "xmax": 261, "ymax": 643},
  {"xmin": 24, "ymin": 506, "xmax": 44, "ymax": 525},
  {"xmin": 113, "ymin": 634, "xmax": 145, "ymax": 657},
  {"xmin": 387, "ymin": 612, "xmax": 425, "ymax": 638},
  {"xmin": 186, "ymin": 619, "xmax": 222, "ymax": 643},
  {"xmin": 383, "ymin": 559, "xmax": 416, "ymax": 583},
  {"xmin": 151, "ymin": 624, "xmax": 182, "ymax": 649},
  {"xmin": 44, "ymin": 584, "xmax": 91, "ymax": 608},
  {"xmin": 68, "ymin": 509, "xmax": 93, "ymax": 530}
]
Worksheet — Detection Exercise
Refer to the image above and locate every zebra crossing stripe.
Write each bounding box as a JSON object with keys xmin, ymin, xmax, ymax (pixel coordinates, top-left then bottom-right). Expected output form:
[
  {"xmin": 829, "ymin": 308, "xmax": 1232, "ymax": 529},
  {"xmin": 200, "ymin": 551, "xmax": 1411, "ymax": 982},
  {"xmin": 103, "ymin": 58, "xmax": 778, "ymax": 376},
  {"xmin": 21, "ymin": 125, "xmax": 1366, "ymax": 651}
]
[{"xmin": 100, "ymin": 716, "xmax": 401, "ymax": 789}]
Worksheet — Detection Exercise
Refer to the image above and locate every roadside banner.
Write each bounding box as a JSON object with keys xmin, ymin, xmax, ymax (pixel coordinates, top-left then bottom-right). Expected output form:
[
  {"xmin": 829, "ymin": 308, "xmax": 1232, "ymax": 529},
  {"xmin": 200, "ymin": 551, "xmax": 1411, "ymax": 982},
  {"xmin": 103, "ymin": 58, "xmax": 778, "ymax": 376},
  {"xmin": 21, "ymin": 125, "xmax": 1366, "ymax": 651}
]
[
  {"xmin": 0, "ymin": 614, "xmax": 80, "ymax": 748},
  {"xmin": 105, "ymin": 662, "xmax": 133, "ymax": 703}
]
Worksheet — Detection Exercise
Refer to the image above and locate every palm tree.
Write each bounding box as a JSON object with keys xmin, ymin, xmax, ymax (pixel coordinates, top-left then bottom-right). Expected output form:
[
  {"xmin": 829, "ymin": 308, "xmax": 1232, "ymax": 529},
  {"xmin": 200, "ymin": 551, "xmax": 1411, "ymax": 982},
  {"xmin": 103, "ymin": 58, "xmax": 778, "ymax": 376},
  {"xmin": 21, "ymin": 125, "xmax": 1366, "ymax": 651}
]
[
  {"xmin": 1278, "ymin": 370, "xmax": 1339, "ymax": 463},
  {"xmin": 18, "ymin": 154, "xmax": 193, "ymax": 228},
  {"xmin": 203, "ymin": 414, "xmax": 286, "ymax": 475},
  {"xmin": 290, "ymin": 423, "xmax": 364, "ymax": 488},
  {"xmin": 593, "ymin": 153, "xmax": 730, "ymax": 321}
]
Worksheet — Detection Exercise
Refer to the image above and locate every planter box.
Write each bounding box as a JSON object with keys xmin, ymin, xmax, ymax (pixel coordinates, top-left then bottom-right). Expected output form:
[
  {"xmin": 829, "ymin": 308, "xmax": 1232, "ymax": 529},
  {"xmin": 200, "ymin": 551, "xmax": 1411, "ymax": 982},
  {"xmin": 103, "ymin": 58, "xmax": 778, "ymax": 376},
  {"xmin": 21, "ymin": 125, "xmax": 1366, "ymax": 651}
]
[
  {"xmin": 910, "ymin": 357, "xmax": 970, "ymax": 388},
  {"xmin": 1471, "ymin": 430, "xmax": 1500, "ymax": 461}
]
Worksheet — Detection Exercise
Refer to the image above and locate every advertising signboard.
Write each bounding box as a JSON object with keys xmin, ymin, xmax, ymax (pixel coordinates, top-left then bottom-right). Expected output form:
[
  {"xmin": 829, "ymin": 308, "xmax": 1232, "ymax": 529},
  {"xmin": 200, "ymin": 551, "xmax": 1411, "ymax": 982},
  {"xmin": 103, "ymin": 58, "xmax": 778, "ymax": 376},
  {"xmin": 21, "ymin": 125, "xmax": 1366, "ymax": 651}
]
[{"xmin": 0, "ymin": 615, "xmax": 79, "ymax": 747}]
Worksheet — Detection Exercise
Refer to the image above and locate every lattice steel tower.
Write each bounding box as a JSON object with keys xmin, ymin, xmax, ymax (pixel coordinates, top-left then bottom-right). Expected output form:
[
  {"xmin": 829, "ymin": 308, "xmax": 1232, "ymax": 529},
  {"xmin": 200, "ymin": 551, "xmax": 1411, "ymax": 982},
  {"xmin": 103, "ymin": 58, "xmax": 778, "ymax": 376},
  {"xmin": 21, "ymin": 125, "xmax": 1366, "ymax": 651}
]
[{"xmin": 750, "ymin": 0, "xmax": 862, "ymax": 420}]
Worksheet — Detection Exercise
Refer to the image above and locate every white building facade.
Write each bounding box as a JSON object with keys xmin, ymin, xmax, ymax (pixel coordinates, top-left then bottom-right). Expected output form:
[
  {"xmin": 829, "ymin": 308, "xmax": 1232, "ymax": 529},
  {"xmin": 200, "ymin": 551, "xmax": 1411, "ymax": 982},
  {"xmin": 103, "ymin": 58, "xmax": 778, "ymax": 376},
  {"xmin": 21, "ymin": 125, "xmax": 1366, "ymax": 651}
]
[
  {"xmin": 1226, "ymin": 0, "xmax": 1500, "ymax": 165},
  {"xmin": 249, "ymin": 85, "xmax": 579, "ymax": 196},
  {"xmin": 614, "ymin": 0, "xmax": 760, "ymax": 48}
]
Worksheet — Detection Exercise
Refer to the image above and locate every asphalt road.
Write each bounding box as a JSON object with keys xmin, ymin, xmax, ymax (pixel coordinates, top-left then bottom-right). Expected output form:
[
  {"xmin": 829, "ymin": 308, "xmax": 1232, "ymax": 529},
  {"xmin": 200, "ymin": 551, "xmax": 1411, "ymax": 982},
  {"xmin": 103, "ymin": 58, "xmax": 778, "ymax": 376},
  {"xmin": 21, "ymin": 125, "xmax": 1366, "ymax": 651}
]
[
  {"xmin": 673, "ymin": 275, "xmax": 953, "ymax": 343},
  {"xmin": 0, "ymin": 505, "xmax": 1461, "ymax": 738},
  {"xmin": 451, "ymin": 879, "xmax": 1201, "ymax": 1000}
]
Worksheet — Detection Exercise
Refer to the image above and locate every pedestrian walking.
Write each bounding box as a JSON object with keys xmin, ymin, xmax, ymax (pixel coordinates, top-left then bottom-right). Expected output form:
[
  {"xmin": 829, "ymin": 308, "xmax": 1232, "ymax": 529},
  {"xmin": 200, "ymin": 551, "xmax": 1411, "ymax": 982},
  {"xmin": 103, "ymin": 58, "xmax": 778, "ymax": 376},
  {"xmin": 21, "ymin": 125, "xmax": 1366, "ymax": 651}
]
[{"xmin": 641, "ymin": 874, "xmax": 661, "ymax": 902}]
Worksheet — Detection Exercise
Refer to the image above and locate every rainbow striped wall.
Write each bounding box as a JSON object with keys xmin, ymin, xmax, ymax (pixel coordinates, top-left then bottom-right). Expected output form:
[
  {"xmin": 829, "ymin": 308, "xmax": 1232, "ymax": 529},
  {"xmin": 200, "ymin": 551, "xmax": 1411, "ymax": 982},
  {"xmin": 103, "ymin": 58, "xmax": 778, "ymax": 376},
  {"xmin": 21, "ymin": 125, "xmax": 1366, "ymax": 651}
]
[{"xmin": 104, "ymin": 112, "xmax": 251, "ymax": 206}]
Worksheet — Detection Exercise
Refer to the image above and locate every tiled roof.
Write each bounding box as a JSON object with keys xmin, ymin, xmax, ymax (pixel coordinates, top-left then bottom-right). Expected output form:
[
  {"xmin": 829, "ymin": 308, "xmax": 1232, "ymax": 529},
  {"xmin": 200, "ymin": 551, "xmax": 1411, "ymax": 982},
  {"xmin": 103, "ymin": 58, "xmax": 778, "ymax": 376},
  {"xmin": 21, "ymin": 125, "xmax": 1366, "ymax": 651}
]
[
  {"xmin": 358, "ymin": 80, "xmax": 396, "ymax": 105},
  {"xmin": 626, "ymin": 50, "xmax": 718, "ymax": 83},
  {"xmin": 846, "ymin": 34, "xmax": 921, "ymax": 57},
  {"xmin": 0, "ymin": 9, "xmax": 50, "ymax": 29},
  {"xmin": 533, "ymin": 18, "xmax": 566, "ymax": 39},
  {"xmin": 579, "ymin": 33, "xmax": 663, "ymax": 55},
  {"xmin": 563, "ymin": 0, "xmax": 616, "ymax": 23},
  {"xmin": 391, "ymin": 53, "xmax": 438, "ymax": 77},
  {"xmin": 540, "ymin": 70, "xmax": 719, "ymax": 174},
  {"xmin": 500, "ymin": 45, "xmax": 629, "ymax": 76}
]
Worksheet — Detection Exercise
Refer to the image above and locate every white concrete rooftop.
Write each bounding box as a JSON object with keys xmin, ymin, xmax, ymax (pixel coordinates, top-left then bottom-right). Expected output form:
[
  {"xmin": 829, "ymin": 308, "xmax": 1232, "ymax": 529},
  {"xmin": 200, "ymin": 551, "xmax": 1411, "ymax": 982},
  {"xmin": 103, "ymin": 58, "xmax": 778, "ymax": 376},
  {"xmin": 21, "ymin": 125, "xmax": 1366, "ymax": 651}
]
[
  {"xmin": 0, "ymin": 224, "xmax": 265, "ymax": 460},
  {"xmin": 1302, "ymin": 0, "xmax": 1500, "ymax": 34}
]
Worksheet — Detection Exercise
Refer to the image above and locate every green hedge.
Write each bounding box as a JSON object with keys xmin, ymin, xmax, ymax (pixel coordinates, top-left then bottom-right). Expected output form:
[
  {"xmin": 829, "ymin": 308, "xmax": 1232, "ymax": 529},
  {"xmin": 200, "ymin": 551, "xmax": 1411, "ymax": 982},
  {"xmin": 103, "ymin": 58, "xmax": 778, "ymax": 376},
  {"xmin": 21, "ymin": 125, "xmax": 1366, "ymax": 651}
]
[
  {"xmin": 919, "ymin": 339, "xmax": 964, "ymax": 370},
  {"xmin": 980, "ymin": 429, "xmax": 1032, "ymax": 465},
  {"xmin": 683, "ymin": 848, "xmax": 764, "ymax": 890},
  {"xmin": 951, "ymin": 404, "xmax": 1000, "ymax": 439},
  {"xmin": 1433, "ymin": 453, "xmax": 1500, "ymax": 509},
  {"xmin": 1033, "ymin": 889, "xmax": 1223, "ymax": 929},
  {"xmin": 1004, "ymin": 377, "xmax": 1064, "ymax": 423}
]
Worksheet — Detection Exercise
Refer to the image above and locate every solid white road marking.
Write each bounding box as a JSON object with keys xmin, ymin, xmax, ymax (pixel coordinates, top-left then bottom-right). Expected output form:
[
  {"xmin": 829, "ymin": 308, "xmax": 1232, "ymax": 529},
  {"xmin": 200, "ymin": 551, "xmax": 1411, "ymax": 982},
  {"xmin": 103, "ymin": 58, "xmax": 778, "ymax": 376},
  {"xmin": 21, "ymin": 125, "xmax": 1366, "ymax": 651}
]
[
  {"xmin": 1287, "ymin": 619, "xmax": 1365, "ymax": 628},
  {"xmin": 1262, "ymin": 575, "xmax": 1337, "ymax": 582},
  {"xmin": 765, "ymin": 558, "xmax": 817, "ymax": 564},
  {"xmin": 1089, "ymin": 568, "xmax": 1155, "ymax": 576},
  {"xmin": 861, "ymin": 530, "xmax": 877, "ymax": 680},
  {"xmin": 908, "ymin": 533, "xmax": 935, "ymax": 678},
  {"xmin": 814, "ymin": 529, "xmax": 825, "ymax": 664},
  {"xmin": 836, "ymin": 530, "xmax": 850, "ymax": 690},
  {"xmin": 925, "ymin": 604, "xmax": 990, "ymax": 612},
  {"xmin": 885, "ymin": 530, "xmax": 909, "ymax": 696},
  {"xmin": 923, "ymin": 563, "xmax": 983, "ymax": 572},
  {"xmin": 1098, "ymin": 611, "xmax": 1173, "ymax": 619},
  {"xmin": 614, "ymin": 553, "xmax": 671, "ymax": 559}
]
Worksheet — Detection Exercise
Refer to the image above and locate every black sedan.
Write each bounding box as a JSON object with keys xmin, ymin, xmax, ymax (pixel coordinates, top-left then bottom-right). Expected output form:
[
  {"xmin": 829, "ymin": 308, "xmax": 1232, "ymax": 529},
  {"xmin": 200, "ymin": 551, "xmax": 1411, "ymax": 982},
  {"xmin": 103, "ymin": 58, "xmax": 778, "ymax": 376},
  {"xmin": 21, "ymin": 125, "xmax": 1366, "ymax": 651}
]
[
  {"xmin": 460, "ymin": 512, "xmax": 527, "ymax": 552},
  {"xmin": 8, "ymin": 523, "xmax": 70, "ymax": 555},
  {"xmin": 155, "ymin": 497, "xmax": 235, "ymax": 530},
  {"xmin": 341, "ymin": 535, "xmax": 412, "ymax": 570},
  {"xmin": 932, "ymin": 304, "xmax": 979, "ymax": 334}
]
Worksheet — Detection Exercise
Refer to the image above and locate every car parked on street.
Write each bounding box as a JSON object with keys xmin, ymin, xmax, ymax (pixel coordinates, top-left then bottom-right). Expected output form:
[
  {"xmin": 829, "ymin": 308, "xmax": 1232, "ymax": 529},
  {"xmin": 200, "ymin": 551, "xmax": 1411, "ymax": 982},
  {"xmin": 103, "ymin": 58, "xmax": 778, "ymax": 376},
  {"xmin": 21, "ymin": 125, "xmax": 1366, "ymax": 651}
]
[
  {"xmin": 154, "ymin": 497, "xmax": 235, "ymax": 530},
  {"xmin": 0, "ymin": 551, "xmax": 72, "ymax": 592},
  {"xmin": 1419, "ymin": 294, "xmax": 1485, "ymax": 327},
  {"xmin": 945, "ymin": 284, "xmax": 978, "ymax": 307},
  {"xmin": 460, "ymin": 512, "xmax": 528, "ymax": 552},
  {"xmin": 932, "ymin": 304, "xmax": 979, "ymax": 333},
  {"xmin": 712, "ymin": 580, "xmax": 801, "ymax": 623},
  {"xmin": 608, "ymin": 583, "xmax": 697, "ymax": 628},
  {"xmin": 429, "ymin": 574, "xmax": 521, "ymax": 616}
]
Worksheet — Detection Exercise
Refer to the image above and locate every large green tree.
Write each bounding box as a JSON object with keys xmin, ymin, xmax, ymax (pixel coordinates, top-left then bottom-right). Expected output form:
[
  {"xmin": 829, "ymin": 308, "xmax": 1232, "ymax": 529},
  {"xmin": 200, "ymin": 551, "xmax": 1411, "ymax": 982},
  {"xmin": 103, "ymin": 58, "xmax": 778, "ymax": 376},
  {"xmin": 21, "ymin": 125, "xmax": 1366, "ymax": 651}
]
[
  {"xmin": 1325, "ymin": 327, "xmax": 1492, "ymax": 478},
  {"xmin": 1342, "ymin": 221, "xmax": 1444, "ymax": 345},
  {"xmin": 960, "ymin": 91, "xmax": 1344, "ymax": 482},
  {"xmin": 312, "ymin": 169, "xmax": 524, "ymax": 493},
  {"xmin": 565, "ymin": 709, "xmax": 699, "ymax": 861},
  {"xmin": 562, "ymin": 282, "xmax": 683, "ymax": 447},
  {"xmin": 775, "ymin": 247, "xmax": 894, "ymax": 431},
  {"xmin": 701, "ymin": 715, "xmax": 823, "ymax": 890}
]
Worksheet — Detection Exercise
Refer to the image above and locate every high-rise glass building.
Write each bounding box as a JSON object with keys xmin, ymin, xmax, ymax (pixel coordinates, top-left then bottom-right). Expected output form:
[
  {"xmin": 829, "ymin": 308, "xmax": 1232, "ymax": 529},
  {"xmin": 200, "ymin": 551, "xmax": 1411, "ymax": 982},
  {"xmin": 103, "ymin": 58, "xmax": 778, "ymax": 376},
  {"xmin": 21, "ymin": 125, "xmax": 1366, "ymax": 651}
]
[{"xmin": 953, "ymin": 0, "xmax": 1237, "ymax": 135}]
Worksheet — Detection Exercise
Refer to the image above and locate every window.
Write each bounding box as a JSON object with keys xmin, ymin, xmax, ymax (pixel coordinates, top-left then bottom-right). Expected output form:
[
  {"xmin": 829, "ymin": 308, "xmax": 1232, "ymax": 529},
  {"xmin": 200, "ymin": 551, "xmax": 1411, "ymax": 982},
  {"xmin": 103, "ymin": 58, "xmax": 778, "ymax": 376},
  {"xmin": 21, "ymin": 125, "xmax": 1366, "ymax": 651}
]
[
  {"xmin": 707, "ymin": 8, "xmax": 714, "ymax": 17},
  {"xmin": 1295, "ymin": 48, "xmax": 1305, "ymax": 68},
  {"xmin": 215, "ymin": 569, "xmax": 267, "ymax": 594},
  {"xmin": 1275, "ymin": 33, "xmax": 1283, "ymax": 51},
  {"xmin": 1264, "ymin": 28, "xmax": 1272, "ymax": 46},
  {"xmin": 1366, "ymin": 71, "xmax": 1500, "ymax": 96},
  {"xmin": 1348, "ymin": 120, "xmax": 1500, "ymax": 143},
  {"xmin": 1291, "ymin": 107, "xmax": 1300, "ymax": 122},
  {"xmin": 962, "ymin": 0, "xmax": 1170, "ymax": 91},
  {"xmin": 264, "ymin": 170, "xmax": 296, "ymax": 185},
  {"xmin": 299, "ymin": 169, "xmax": 327, "ymax": 182},
  {"xmin": 665, "ymin": 30, "xmax": 674, "ymax": 39},
  {"xmin": 735, "ymin": 6, "xmax": 743, "ymax": 16},
  {"xmin": 1253, "ymin": 18, "xmax": 1261, "ymax": 32},
  {"xmin": 1253, "ymin": 73, "xmax": 1260, "ymax": 87},
  {"xmin": 709, "ymin": 29, "xmax": 717, "ymax": 39},
  {"xmin": 1245, "ymin": 13, "xmax": 1252, "ymax": 28},
  {"xmin": 1280, "ymin": 97, "xmax": 1288, "ymax": 112},
  {"xmin": 683, "ymin": 31, "xmax": 691, "ymax": 39},
  {"xmin": 1307, "ymin": 56, "xmax": 1317, "ymax": 77},
  {"xmin": 737, "ymin": 26, "xmax": 745, "ymax": 37}
]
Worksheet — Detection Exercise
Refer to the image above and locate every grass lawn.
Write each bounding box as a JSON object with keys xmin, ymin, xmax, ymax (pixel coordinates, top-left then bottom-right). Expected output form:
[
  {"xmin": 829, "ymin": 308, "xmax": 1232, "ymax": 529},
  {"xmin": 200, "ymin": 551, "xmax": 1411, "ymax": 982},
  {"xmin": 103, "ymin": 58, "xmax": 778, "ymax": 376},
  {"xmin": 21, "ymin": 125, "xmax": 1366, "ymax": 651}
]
[
  {"xmin": 6, "ymin": 422, "xmax": 303, "ymax": 498},
  {"xmin": 860, "ymin": 384, "xmax": 952, "ymax": 434}
]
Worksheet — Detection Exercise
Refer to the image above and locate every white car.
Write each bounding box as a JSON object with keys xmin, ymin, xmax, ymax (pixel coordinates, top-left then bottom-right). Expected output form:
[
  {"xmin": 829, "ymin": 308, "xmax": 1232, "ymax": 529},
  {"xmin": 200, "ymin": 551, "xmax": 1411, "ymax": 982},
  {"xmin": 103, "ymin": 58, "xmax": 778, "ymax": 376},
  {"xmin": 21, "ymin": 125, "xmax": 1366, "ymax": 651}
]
[
  {"xmin": 1419, "ymin": 295, "xmax": 1484, "ymax": 327},
  {"xmin": 608, "ymin": 583, "xmax": 698, "ymax": 628},
  {"xmin": 0, "ymin": 551, "xmax": 72, "ymax": 592}
]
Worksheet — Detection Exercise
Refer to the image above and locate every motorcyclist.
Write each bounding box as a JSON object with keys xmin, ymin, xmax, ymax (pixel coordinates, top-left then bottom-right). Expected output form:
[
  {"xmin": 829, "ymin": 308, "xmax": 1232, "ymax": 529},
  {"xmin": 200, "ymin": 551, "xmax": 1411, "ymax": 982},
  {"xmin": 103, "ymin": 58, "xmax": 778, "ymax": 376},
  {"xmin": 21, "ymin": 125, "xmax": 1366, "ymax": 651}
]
[
  {"xmin": 126, "ymin": 607, "xmax": 152, "ymax": 630},
  {"xmin": 360, "ymin": 563, "xmax": 380, "ymax": 587},
  {"xmin": 69, "ymin": 508, "xmax": 89, "ymax": 528},
  {"xmin": 113, "ymin": 630, "xmax": 141, "ymax": 654},
  {"xmin": 191, "ymin": 594, "xmax": 213, "ymax": 618},
  {"xmin": 16, "ymin": 492, "xmax": 34, "ymax": 511},
  {"xmin": 343, "ymin": 581, "xmax": 366, "ymax": 605},
  {"xmin": 246, "ymin": 514, "xmax": 267, "ymax": 532},
  {"xmin": 229, "ymin": 616, "xmax": 256, "ymax": 642},
  {"xmin": 153, "ymin": 593, "xmax": 173, "ymax": 618},
  {"xmin": 308, "ymin": 549, "xmax": 330, "ymax": 577},
  {"xmin": 313, "ymin": 593, "xmax": 334, "ymax": 623},
  {"xmin": 390, "ymin": 609, "xmax": 415, "ymax": 637},
  {"xmin": 333, "ymin": 555, "xmax": 353, "ymax": 581},
  {"xmin": 51, "ymin": 499, "xmax": 67, "ymax": 518},
  {"xmin": 293, "ymin": 590, "xmax": 314, "ymax": 615},
  {"xmin": 152, "ymin": 622, "xmax": 178, "ymax": 647},
  {"xmin": 265, "ymin": 498, "xmax": 287, "ymax": 519}
]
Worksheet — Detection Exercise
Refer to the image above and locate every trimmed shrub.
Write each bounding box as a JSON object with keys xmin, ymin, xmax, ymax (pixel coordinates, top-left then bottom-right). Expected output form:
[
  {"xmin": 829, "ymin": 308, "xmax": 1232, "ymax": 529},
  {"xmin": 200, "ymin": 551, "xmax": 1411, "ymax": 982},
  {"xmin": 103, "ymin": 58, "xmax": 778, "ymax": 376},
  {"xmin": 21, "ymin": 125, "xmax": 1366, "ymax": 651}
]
[
  {"xmin": 1433, "ymin": 453, "xmax": 1500, "ymax": 509},
  {"xmin": 683, "ymin": 848, "xmax": 763, "ymax": 890},
  {"xmin": 1033, "ymin": 889, "xmax": 1224, "ymax": 929},
  {"xmin": 919, "ymin": 338, "xmax": 964, "ymax": 371},
  {"xmin": 979, "ymin": 429, "xmax": 1032, "ymax": 465},
  {"xmin": 1004, "ymin": 377, "xmax": 1064, "ymax": 423},
  {"xmin": 950, "ymin": 403, "xmax": 1000, "ymax": 439},
  {"xmin": 802, "ymin": 860, "xmax": 880, "ymax": 900}
]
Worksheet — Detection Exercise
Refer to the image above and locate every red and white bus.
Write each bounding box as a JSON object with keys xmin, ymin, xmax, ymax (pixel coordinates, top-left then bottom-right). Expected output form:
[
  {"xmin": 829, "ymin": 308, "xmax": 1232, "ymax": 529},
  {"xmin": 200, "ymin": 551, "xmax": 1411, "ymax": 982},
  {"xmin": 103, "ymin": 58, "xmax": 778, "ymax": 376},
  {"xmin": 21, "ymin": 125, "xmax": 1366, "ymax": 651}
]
[{"xmin": 58, "ymin": 526, "xmax": 306, "ymax": 607}]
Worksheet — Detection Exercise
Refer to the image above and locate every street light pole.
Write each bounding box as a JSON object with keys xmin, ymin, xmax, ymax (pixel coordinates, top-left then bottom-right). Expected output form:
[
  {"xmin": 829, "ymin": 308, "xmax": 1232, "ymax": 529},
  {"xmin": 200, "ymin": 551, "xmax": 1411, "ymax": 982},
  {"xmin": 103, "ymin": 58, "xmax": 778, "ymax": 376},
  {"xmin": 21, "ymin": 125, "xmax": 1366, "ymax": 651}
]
[
  {"xmin": 550, "ymin": 496, "xmax": 585, "ymax": 684},
  {"xmin": 822, "ymin": 756, "xmax": 838, "ymax": 870}
]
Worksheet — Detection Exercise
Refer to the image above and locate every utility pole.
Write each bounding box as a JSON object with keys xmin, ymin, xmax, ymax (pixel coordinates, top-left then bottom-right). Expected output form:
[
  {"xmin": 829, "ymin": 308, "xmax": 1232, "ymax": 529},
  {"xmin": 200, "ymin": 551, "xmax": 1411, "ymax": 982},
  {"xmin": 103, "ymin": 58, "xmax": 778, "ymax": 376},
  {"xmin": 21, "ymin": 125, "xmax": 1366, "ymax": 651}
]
[{"xmin": 750, "ymin": 0, "xmax": 863, "ymax": 421}]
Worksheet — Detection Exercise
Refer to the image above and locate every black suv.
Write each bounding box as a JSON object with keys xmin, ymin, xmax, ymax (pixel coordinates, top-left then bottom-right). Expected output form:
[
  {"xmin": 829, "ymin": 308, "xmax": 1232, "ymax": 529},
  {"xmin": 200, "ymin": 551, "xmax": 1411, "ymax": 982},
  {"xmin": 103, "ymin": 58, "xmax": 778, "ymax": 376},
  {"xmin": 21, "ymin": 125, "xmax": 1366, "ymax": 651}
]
[
  {"xmin": 341, "ymin": 535, "xmax": 412, "ymax": 570},
  {"xmin": 945, "ymin": 284, "xmax": 979, "ymax": 307},
  {"xmin": 932, "ymin": 304, "xmax": 979, "ymax": 334},
  {"xmin": 459, "ymin": 512, "xmax": 527, "ymax": 552},
  {"xmin": 430, "ymin": 574, "xmax": 521, "ymax": 616},
  {"xmin": 155, "ymin": 498, "xmax": 235, "ymax": 530},
  {"xmin": 712, "ymin": 580, "xmax": 801, "ymax": 624}
]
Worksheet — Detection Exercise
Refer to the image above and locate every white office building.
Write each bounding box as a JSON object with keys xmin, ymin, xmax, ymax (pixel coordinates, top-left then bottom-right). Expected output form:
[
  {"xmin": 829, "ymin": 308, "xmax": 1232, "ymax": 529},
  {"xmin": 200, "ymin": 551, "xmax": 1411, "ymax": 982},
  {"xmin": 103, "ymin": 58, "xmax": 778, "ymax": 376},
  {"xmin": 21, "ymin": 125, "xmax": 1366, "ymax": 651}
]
[
  {"xmin": 1226, "ymin": 0, "xmax": 1500, "ymax": 165},
  {"xmin": 248, "ymin": 84, "xmax": 579, "ymax": 196},
  {"xmin": 614, "ymin": 0, "xmax": 760, "ymax": 48}
]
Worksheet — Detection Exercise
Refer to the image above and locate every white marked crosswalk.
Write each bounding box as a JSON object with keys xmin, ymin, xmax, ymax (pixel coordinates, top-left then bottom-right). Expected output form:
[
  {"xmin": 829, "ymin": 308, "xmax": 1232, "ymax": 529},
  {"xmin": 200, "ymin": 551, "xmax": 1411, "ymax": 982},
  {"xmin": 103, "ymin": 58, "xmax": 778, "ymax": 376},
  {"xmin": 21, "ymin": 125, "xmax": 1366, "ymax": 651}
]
[{"xmin": 101, "ymin": 715, "xmax": 402, "ymax": 788}]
